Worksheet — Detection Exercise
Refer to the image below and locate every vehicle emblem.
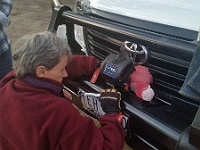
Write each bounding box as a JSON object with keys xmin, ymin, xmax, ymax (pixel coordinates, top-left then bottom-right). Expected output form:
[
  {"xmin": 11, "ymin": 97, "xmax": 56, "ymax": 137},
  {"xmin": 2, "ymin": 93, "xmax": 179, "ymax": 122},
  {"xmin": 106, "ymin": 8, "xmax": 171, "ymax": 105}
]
[{"xmin": 121, "ymin": 41, "xmax": 149, "ymax": 65}]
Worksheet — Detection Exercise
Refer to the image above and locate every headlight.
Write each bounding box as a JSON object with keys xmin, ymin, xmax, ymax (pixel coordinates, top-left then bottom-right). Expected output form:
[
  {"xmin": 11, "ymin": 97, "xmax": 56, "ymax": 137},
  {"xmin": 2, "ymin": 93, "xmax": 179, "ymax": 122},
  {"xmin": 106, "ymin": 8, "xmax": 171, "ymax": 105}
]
[{"xmin": 74, "ymin": 24, "xmax": 88, "ymax": 54}]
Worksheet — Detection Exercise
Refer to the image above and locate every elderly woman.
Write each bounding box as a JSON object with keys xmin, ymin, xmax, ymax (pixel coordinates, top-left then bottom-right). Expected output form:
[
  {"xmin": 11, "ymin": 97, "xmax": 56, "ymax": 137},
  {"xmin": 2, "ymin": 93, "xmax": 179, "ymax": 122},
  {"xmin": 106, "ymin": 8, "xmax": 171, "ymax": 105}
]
[{"xmin": 0, "ymin": 31, "xmax": 124, "ymax": 150}]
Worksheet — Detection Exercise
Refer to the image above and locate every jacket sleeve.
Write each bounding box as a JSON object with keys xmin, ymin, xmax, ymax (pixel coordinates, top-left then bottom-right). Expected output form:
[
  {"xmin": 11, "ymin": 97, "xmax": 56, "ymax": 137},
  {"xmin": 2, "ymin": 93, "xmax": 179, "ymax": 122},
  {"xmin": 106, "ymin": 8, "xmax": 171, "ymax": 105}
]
[
  {"xmin": 54, "ymin": 104, "xmax": 125, "ymax": 150},
  {"xmin": 66, "ymin": 55, "xmax": 99, "ymax": 79},
  {"xmin": 0, "ymin": 0, "xmax": 12, "ymax": 27}
]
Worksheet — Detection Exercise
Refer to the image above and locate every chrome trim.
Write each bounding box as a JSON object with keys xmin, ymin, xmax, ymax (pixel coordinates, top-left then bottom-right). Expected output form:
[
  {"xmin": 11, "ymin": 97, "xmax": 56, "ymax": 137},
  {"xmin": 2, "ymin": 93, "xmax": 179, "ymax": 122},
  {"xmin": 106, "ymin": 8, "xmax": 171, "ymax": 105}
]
[
  {"xmin": 83, "ymin": 80, "xmax": 102, "ymax": 92},
  {"xmin": 123, "ymin": 41, "xmax": 148, "ymax": 64}
]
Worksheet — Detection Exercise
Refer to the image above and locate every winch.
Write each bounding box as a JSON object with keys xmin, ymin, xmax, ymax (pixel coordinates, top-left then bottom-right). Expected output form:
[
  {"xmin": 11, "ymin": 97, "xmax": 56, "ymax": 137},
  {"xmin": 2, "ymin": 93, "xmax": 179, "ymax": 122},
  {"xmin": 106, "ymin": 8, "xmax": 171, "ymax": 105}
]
[{"xmin": 100, "ymin": 42, "xmax": 135, "ymax": 87}]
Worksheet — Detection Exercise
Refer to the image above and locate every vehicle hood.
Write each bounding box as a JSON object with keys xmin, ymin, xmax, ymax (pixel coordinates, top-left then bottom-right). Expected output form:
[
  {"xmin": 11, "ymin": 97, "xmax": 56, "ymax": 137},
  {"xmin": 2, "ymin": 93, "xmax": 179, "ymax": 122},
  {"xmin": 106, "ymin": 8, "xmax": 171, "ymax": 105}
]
[{"xmin": 90, "ymin": 0, "xmax": 200, "ymax": 31}]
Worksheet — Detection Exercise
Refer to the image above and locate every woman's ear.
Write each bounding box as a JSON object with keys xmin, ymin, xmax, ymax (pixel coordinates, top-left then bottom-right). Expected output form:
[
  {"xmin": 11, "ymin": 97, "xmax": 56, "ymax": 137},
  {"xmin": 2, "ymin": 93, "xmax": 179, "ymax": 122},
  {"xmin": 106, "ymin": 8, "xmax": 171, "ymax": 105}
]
[{"xmin": 35, "ymin": 66, "xmax": 46, "ymax": 77}]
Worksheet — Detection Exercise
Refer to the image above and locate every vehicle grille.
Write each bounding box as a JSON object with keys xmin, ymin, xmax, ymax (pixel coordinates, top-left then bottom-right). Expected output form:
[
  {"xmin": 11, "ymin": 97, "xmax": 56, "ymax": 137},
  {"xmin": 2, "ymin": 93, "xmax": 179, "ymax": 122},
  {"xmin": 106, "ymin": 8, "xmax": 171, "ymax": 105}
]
[{"xmin": 84, "ymin": 27, "xmax": 199, "ymax": 106}]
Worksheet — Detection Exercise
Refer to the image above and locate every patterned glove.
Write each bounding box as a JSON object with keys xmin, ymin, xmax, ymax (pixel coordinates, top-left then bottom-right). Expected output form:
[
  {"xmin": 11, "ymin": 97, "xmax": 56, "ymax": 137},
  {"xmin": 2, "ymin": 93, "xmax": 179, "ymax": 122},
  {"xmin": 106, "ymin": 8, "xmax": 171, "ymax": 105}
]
[{"xmin": 99, "ymin": 89, "xmax": 121, "ymax": 114}]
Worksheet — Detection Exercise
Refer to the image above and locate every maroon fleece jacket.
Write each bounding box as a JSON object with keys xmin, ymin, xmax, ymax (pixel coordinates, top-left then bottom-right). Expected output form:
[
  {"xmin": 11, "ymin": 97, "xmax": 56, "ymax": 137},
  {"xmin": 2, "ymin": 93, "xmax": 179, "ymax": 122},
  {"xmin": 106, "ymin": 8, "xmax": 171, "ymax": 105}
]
[
  {"xmin": 0, "ymin": 55, "xmax": 125, "ymax": 150},
  {"xmin": 66, "ymin": 55, "xmax": 99, "ymax": 79}
]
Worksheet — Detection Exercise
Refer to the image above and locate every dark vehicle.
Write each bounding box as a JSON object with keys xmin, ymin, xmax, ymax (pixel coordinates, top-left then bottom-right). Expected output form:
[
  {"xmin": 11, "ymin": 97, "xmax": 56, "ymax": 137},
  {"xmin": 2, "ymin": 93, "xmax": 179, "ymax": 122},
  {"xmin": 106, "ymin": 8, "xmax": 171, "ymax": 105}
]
[{"xmin": 48, "ymin": 0, "xmax": 200, "ymax": 149}]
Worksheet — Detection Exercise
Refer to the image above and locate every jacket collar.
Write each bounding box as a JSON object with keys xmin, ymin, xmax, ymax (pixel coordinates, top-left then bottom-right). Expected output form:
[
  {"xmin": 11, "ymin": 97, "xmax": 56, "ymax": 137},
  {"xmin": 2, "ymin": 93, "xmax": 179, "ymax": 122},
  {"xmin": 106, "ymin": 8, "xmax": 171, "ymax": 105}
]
[{"xmin": 22, "ymin": 76, "xmax": 64, "ymax": 96}]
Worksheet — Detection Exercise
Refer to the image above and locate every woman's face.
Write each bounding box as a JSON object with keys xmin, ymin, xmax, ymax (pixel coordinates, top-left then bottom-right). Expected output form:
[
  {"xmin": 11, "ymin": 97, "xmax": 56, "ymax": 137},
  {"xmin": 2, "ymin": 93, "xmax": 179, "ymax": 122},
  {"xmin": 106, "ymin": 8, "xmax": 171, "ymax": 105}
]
[{"xmin": 43, "ymin": 53, "xmax": 68, "ymax": 82}]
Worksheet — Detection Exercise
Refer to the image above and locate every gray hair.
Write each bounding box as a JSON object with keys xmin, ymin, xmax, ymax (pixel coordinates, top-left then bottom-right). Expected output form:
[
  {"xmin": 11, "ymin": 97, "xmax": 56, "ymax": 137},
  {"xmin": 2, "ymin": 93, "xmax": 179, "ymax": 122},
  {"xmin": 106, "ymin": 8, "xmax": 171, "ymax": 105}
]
[{"xmin": 12, "ymin": 31, "xmax": 72, "ymax": 78}]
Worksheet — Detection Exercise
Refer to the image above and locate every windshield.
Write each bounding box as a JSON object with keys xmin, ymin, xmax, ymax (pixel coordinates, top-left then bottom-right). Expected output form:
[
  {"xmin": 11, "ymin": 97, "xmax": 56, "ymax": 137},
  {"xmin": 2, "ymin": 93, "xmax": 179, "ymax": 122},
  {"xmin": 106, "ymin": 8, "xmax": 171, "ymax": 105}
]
[{"xmin": 90, "ymin": 0, "xmax": 200, "ymax": 31}]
